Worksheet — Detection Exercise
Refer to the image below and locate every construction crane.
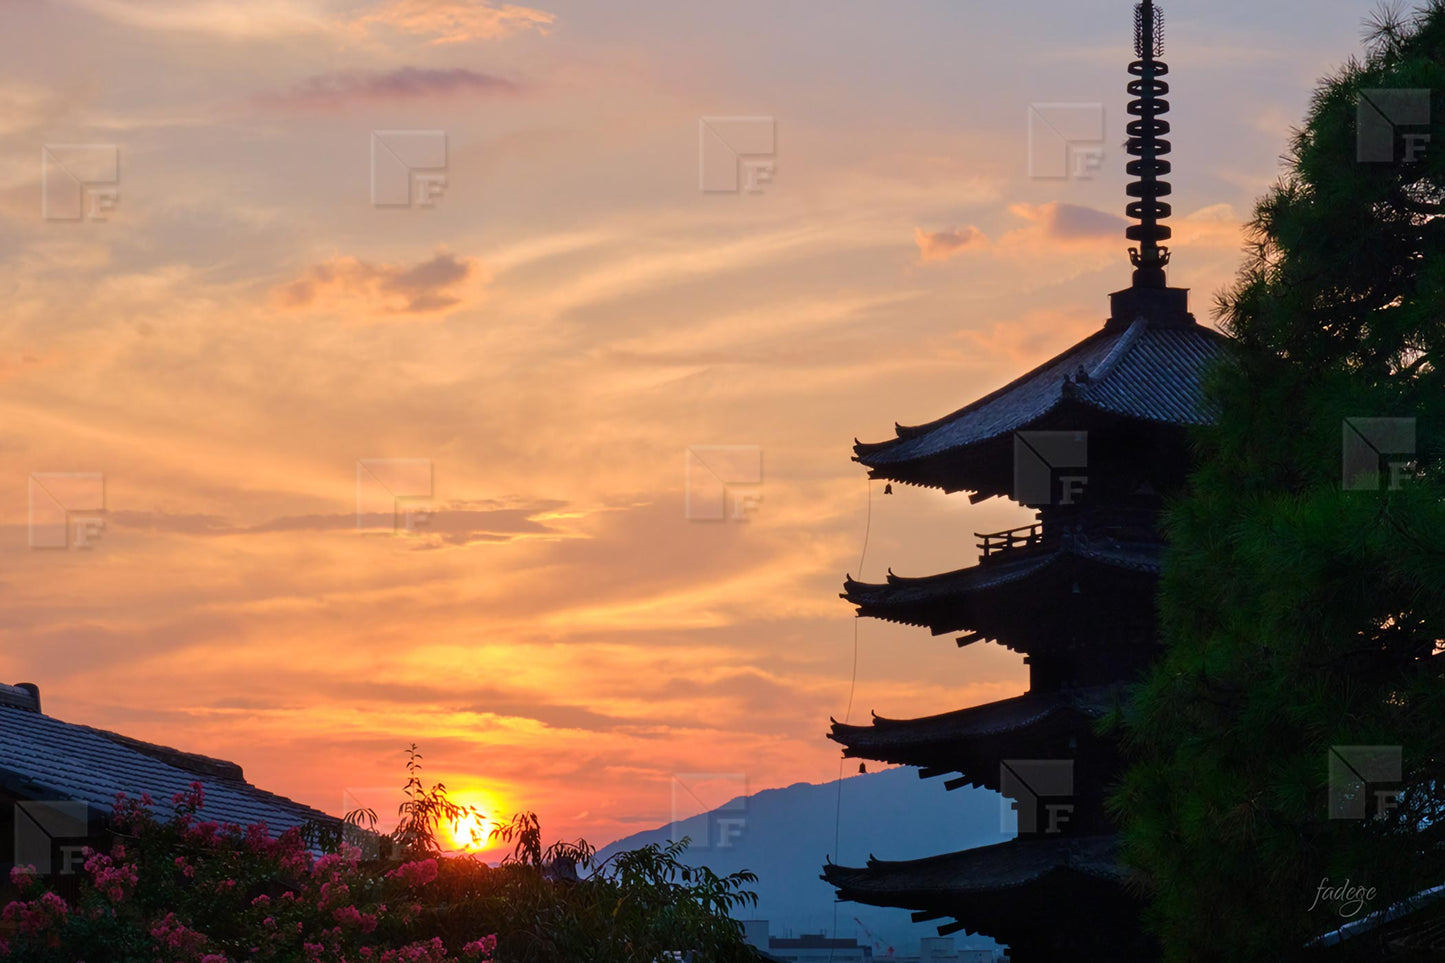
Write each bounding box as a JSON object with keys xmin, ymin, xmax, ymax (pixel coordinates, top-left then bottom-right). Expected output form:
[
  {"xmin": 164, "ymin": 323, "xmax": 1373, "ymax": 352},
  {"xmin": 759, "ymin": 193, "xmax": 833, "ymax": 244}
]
[{"xmin": 852, "ymin": 916, "xmax": 895, "ymax": 959}]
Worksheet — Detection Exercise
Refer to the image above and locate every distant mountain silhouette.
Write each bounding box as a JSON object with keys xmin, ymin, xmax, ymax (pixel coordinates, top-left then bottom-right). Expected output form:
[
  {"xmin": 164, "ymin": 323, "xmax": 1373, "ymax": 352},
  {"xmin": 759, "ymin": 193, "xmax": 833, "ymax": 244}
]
[{"xmin": 594, "ymin": 767, "xmax": 1011, "ymax": 956}]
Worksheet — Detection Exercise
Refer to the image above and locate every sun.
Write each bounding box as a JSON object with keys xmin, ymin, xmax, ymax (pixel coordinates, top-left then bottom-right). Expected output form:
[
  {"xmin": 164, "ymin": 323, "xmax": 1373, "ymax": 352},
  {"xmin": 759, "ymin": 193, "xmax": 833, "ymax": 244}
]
[{"xmin": 446, "ymin": 809, "xmax": 496, "ymax": 853}]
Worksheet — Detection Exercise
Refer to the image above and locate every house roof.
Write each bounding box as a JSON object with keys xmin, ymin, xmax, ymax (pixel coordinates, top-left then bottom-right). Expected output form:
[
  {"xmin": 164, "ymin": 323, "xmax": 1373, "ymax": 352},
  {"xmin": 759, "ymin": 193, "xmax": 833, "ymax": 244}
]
[
  {"xmin": 829, "ymin": 685, "xmax": 1123, "ymax": 765},
  {"xmin": 0, "ymin": 684, "xmax": 337, "ymax": 837},
  {"xmin": 842, "ymin": 536, "xmax": 1161, "ymax": 638},
  {"xmin": 853, "ymin": 309, "xmax": 1227, "ymax": 493},
  {"xmin": 1309, "ymin": 883, "xmax": 1445, "ymax": 954},
  {"xmin": 822, "ymin": 834, "xmax": 1124, "ymax": 905}
]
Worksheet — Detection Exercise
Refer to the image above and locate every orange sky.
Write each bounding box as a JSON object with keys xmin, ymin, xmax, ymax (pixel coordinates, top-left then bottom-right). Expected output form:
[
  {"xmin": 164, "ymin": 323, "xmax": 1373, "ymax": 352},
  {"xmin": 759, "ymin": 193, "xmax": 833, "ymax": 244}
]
[{"xmin": 0, "ymin": 0, "xmax": 1380, "ymax": 850}]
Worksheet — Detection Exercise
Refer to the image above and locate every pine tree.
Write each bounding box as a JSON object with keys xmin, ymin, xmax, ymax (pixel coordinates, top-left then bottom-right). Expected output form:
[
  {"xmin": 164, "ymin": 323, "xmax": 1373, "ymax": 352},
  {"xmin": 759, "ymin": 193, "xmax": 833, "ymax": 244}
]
[{"xmin": 1113, "ymin": 4, "xmax": 1445, "ymax": 959}]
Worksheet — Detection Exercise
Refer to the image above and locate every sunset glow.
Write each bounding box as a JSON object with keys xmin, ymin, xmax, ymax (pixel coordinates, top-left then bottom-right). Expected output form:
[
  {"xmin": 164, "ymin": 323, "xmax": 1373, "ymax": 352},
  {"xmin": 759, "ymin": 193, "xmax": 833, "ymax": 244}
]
[{"xmin": 0, "ymin": 0, "xmax": 1368, "ymax": 856}]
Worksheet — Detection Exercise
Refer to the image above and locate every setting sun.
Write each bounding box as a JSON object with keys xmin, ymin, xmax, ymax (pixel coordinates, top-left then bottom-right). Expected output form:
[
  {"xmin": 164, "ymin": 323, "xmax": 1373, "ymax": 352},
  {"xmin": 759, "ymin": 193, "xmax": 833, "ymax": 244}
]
[
  {"xmin": 442, "ymin": 791, "xmax": 510, "ymax": 855},
  {"xmin": 447, "ymin": 812, "xmax": 493, "ymax": 853}
]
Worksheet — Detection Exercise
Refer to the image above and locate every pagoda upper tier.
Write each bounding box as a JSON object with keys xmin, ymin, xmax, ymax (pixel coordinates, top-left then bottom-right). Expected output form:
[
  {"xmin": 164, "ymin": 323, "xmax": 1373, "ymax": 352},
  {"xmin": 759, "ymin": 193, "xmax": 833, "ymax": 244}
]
[
  {"xmin": 854, "ymin": 293, "xmax": 1225, "ymax": 496},
  {"xmin": 842, "ymin": 533, "xmax": 1159, "ymax": 640}
]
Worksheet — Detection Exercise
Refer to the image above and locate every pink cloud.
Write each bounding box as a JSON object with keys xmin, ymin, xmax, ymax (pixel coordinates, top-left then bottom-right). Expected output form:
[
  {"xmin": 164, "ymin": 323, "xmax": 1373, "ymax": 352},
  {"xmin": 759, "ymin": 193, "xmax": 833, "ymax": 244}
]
[
  {"xmin": 914, "ymin": 226, "xmax": 986, "ymax": 263},
  {"xmin": 353, "ymin": 0, "xmax": 555, "ymax": 45},
  {"xmin": 1006, "ymin": 202, "xmax": 1127, "ymax": 240},
  {"xmin": 258, "ymin": 67, "xmax": 519, "ymax": 110},
  {"xmin": 271, "ymin": 251, "xmax": 482, "ymax": 317}
]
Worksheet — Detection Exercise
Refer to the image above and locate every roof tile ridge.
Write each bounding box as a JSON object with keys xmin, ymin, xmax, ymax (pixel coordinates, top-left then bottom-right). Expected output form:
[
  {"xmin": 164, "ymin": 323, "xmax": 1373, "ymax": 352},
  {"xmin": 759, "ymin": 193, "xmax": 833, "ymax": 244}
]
[
  {"xmin": 877, "ymin": 326, "xmax": 1119, "ymax": 443},
  {"xmin": 1083, "ymin": 315, "xmax": 1149, "ymax": 386},
  {"xmin": 75, "ymin": 722, "xmax": 247, "ymax": 783}
]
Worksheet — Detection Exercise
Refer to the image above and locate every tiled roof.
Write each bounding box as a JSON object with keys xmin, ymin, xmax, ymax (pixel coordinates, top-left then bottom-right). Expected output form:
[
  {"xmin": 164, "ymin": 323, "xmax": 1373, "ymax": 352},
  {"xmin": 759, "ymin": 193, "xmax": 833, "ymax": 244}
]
[
  {"xmin": 854, "ymin": 312, "xmax": 1227, "ymax": 490},
  {"xmin": 822, "ymin": 834, "xmax": 1123, "ymax": 903},
  {"xmin": 830, "ymin": 685, "xmax": 1123, "ymax": 762},
  {"xmin": 0, "ymin": 700, "xmax": 337, "ymax": 836},
  {"xmin": 842, "ymin": 537, "xmax": 1161, "ymax": 636}
]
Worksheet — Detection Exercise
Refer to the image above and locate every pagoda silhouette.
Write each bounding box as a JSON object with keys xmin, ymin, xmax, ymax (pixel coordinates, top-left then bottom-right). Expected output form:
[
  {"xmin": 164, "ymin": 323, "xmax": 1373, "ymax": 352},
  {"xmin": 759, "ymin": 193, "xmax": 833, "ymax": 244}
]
[{"xmin": 821, "ymin": 3, "xmax": 1225, "ymax": 960}]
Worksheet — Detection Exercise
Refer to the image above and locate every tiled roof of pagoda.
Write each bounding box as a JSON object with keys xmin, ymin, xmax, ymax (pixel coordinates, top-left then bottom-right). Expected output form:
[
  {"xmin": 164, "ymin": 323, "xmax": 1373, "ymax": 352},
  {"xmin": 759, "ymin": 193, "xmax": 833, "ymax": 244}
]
[
  {"xmin": 821, "ymin": 834, "xmax": 1123, "ymax": 904},
  {"xmin": 842, "ymin": 537, "xmax": 1160, "ymax": 637},
  {"xmin": 829, "ymin": 685, "xmax": 1122, "ymax": 766},
  {"xmin": 854, "ymin": 314, "xmax": 1227, "ymax": 493}
]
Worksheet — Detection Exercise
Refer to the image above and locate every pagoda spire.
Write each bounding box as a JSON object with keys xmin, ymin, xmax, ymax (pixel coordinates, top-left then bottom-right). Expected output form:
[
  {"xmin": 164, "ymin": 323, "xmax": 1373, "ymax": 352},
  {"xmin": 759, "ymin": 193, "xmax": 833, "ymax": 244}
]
[{"xmin": 1125, "ymin": 0, "xmax": 1172, "ymax": 289}]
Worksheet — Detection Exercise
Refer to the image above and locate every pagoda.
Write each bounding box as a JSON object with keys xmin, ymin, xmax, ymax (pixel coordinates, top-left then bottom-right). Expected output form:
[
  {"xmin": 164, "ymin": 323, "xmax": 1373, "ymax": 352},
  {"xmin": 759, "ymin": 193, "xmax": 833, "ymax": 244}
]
[{"xmin": 820, "ymin": 3, "xmax": 1225, "ymax": 960}]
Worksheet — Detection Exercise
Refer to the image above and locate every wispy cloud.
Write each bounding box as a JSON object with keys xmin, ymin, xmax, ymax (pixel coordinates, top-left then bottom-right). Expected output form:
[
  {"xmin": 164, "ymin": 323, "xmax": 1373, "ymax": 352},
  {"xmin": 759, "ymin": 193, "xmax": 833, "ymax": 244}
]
[
  {"xmin": 914, "ymin": 226, "xmax": 986, "ymax": 263},
  {"xmin": 353, "ymin": 0, "xmax": 556, "ymax": 45},
  {"xmin": 106, "ymin": 502, "xmax": 570, "ymax": 549},
  {"xmin": 57, "ymin": 0, "xmax": 331, "ymax": 38},
  {"xmin": 56, "ymin": 0, "xmax": 554, "ymax": 45},
  {"xmin": 270, "ymin": 251, "xmax": 484, "ymax": 317},
  {"xmin": 1006, "ymin": 202, "xmax": 1126, "ymax": 240},
  {"xmin": 257, "ymin": 67, "xmax": 520, "ymax": 110}
]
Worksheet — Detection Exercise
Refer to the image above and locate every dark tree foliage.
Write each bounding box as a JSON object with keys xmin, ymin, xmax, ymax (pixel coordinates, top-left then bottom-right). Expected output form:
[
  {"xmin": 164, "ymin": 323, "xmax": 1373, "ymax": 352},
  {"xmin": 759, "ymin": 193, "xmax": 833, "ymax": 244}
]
[{"xmin": 1111, "ymin": 4, "xmax": 1445, "ymax": 960}]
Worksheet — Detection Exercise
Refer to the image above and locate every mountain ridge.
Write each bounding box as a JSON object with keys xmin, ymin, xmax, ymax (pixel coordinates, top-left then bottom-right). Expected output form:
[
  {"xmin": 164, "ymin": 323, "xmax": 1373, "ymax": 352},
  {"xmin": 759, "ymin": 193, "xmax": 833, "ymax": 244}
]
[{"xmin": 595, "ymin": 767, "xmax": 1011, "ymax": 955}]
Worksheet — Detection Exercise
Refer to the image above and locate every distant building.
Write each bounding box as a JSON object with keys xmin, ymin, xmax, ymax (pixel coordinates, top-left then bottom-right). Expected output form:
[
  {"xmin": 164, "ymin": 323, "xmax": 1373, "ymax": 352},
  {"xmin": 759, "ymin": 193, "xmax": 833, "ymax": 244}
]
[
  {"xmin": 742, "ymin": 920, "xmax": 772, "ymax": 951},
  {"xmin": 768, "ymin": 933, "xmax": 871, "ymax": 962},
  {"xmin": 886, "ymin": 937, "xmax": 998, "ymax": 963},
  {"xmin": 918, "ymin": 937, "xmax": 993, "ymax": 962},
  {"xmin": 742, "ymin": 921, "xmax": 873, "ymax": 962}
]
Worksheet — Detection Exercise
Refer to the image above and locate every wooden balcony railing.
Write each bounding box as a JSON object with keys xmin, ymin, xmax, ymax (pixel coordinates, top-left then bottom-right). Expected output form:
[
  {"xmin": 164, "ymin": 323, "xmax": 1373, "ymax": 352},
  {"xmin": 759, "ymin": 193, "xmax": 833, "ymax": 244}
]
[{"xmin": 976, "ymin": 523, "xmax": 1046, "ymax": 559}]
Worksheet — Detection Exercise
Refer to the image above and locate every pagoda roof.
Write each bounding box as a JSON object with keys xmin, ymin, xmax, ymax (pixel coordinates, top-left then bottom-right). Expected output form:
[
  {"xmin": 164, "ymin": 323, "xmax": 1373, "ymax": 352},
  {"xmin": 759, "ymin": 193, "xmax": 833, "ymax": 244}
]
[
  {"xmin": 822, "ymin": 834, "xmax": 1123, "ymax": 905},
  {"xmin": 822, "ymin": 834, "xmax": 1154, "ymax": 959},
  {"xmin": 854, "ymin": 312, "xmax": 1227, "ymax": 493},
  {"xmin": 842, "ymin": 536, "xmax": 1160, "ymax": 638},
  {"xmin": 829, "ymin": 685, "xmax": 1121, "ymax": 767}
]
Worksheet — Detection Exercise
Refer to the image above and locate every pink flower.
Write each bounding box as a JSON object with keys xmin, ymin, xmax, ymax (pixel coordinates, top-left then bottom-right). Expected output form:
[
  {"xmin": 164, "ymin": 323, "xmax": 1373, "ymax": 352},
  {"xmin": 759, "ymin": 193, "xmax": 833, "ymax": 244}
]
[
  {"xmin": 2, "ymin": 894, "xmax": 68, "ymax": 935},
  {"xmin": 84, "ymin": 850, "xmax": 139, "ymax": 903},
  {"xmin": 244, "ymin": 822, "xmax": 271, "ymax": 852},
  {"xmin": 332, "ymin": 904, "xmax": 379, "ymax": 933},
  {"xmin": 462, "ymin": 935, "xmax": 499, "ymax": 959},
  {"xmin": 378, "ymin": 937, "xmax": 449, "ymax": 963},
  {"xmin": 385, "ymin": 858, "xmax": 439, "ymax": 888},
  {"xmin": 317, "ymin": 879, "xmax": 351, "ymax": 911},
  {"xmin": 173, "ymin": 781, "xmax": 206, "ymax": 812},
  {"xmin": 151, "ymin": 911, "xmax": 209, "ymax": 954},
  {"xmin": 8, "ymin": 865, "xmax": 37, "ymax": 894}
]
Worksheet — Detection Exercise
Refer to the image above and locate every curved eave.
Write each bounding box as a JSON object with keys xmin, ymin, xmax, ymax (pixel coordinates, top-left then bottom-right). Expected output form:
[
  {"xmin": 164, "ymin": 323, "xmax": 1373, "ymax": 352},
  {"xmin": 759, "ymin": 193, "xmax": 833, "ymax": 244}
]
[
  {"xmin": 821, "ymin": 834, "xmax": 1124, "ymax": 908},
  {"xmin": 854, "ymin": 324, "xmax": 1228, "ymax": 491},
  {"xmin": 842, "ymin": 541, "xmax": 1160, "ymax": 638},
  {"xmin": 828, "ymin": 686, "xmax": 1121, "ymax": 765}
]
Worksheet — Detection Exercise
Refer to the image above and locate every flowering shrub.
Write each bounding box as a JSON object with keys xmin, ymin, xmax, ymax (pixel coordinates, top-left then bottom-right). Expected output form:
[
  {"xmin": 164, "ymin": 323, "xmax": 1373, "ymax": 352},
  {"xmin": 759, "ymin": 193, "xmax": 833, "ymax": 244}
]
[
  {"xmin": 0, "ymin": 747, "xmax": 758, "ymax": 963},
  {"xmin": 1, "ymin": 784, "xmax": 497, "ymax": 963}
]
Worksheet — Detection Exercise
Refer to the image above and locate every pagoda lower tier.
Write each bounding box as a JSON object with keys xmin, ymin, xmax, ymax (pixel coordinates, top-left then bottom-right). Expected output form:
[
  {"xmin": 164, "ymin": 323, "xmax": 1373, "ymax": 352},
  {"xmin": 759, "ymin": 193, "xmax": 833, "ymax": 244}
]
[
  {"xmin": 829, "ymin": 685, "xmax": 1124, "ymax": 806},
  {"xmin": 822, "ymin": 835, "xmax": 1158, "ymax": 963}
]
